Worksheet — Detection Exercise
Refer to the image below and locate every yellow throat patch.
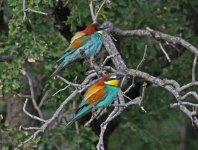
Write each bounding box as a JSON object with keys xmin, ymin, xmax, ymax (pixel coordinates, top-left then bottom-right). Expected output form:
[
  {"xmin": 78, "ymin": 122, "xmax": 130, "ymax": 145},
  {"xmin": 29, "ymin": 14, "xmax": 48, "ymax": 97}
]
[{"xmin": 105, "ymin": 79, "xmax": 119, "ymax": 87}]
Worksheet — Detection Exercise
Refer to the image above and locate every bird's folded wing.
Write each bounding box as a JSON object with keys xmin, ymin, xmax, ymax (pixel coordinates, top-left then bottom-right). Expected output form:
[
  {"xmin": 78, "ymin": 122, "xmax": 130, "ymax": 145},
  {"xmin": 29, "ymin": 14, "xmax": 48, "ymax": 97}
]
[
  {"xmin": 79, "ymin": 86, "xmax": 107, "ymax": 108},
  {"xmin": 71, "ymin": 32, "xmax": 86, "ymax": 43},
  {"xmin": 65, "ymin": 35, "xmax": 92, "ymax": 52}
]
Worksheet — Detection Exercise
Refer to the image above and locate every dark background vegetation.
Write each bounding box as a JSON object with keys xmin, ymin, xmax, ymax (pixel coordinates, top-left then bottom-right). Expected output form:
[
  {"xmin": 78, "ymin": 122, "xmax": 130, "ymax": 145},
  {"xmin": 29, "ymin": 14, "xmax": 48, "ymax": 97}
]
[{"xmin": 0, "ymin": 0, "xmax": 198, "ymax": 149}]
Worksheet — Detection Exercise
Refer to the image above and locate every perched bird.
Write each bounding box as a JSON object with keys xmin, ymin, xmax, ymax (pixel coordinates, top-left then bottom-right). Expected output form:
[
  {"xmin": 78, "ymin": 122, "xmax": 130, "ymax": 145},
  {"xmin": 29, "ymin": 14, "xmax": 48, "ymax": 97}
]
[
  {"xmin": 65, "ymin": 75, "xmax": 120, "ymax": 127},
  {"xmin": 51, "ymin": 23, "xmax": 104, "ymax": 77}
]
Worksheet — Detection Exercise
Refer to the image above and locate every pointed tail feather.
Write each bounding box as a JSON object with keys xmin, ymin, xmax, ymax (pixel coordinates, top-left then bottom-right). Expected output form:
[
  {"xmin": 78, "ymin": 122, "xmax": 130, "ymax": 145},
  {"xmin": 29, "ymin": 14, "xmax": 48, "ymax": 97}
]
[
  {"xmin": 51, "ymin": 51, "xmax": 74, "ymax": 77},
  {"xmin": 50, "ymin": 61, "xmax": 65, "ymax": 77},
  {"xmin": 65, "ymin": 105, "xmax": 92, "ymax": 128},
  {"xmin": 56, "ymin": 49, "xmax": 71, "ymax": 63}
]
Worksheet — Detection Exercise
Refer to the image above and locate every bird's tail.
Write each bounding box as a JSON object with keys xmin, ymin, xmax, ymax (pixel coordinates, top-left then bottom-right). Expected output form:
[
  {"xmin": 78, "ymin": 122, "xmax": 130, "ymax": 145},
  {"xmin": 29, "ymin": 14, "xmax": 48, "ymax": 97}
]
[
  {"xmin": 50, "ymin": 51, "xmax": 74, "ymax": 77},
  {"xmin": 50, "ymin": 61, "xmax": 65, "ymax": 77},
  {"xmin": 65, "ymin": 105, "xmax": 92, "ymax": 128}
]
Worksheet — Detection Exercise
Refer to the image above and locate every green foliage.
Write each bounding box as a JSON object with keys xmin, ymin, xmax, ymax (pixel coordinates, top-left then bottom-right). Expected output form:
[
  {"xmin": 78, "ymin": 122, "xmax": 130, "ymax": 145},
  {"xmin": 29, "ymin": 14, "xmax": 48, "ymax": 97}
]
[
  {"xmin": 38, "ymin": 126, "xmax": 97, "ymax": 150},
  {"xmin": 66, "ymin": 0, "xmax": 91, "ymax": 31},
  {"xmin": 0, "ymin": 124, "xmax": 32, "ymax": 148},
  {"xmin": 0, "ymin": 0, "xmax": 66, "ymax": 94}
]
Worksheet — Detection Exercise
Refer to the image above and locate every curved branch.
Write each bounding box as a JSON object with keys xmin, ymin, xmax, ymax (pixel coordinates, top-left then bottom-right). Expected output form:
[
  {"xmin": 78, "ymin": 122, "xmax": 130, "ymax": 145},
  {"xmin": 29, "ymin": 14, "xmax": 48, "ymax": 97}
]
[{"xmin": 112, "ymin": 26, "xmax": 198, "ymax": 57}]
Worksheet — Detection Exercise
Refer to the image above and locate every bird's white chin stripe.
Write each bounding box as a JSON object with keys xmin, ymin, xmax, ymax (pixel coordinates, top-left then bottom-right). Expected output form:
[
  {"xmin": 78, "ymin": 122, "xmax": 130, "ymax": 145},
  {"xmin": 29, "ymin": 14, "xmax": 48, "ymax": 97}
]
[
  {"xmin": 97, "ymin": 30, "xmax": 103, "ymax": 35},
  {"xmin": 110, "ymin": 75, "xmax": 117, "ymax": 79}
]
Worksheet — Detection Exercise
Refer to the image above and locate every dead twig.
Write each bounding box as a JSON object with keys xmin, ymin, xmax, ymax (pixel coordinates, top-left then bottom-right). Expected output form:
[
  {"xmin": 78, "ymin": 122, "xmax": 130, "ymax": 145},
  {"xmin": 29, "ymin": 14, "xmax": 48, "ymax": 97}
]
[
  {"xmin": 22, "ymin": 0, "xmax": 47, "ymax": 21},
  {"xmin": 26, "ymin": 72, "xmax": 43, "ymax": 118},
  {"xmin": 192, "ymin": 56, "xmax": 197, "ymax": 82},
  {"xmin": 159, "ymin": 43, "xmax": 171, "ymax": 62}
]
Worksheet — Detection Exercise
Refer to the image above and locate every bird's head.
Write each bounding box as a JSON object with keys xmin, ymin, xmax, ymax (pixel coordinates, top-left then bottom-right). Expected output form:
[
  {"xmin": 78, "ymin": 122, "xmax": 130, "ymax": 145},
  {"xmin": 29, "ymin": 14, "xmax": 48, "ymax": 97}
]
[
  {"xmin": 104, "ymin": 75, "xmax": 121, "ymax": 87},
  {"xmin": 83, "ymin": 23, "xmax": 111, "ymax": 35},
  {"xmin": 83, "ymin": 23, "xmax": 98, "ymax": 35}
]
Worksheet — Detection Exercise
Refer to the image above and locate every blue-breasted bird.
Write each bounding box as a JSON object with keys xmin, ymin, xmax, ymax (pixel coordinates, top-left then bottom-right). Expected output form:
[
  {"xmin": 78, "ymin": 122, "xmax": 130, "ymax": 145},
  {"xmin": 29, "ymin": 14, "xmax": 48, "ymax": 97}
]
[
  {"xmin": 51, "ymin": 23, "xmax": 104, "ymax": 77},
  {"xmin": 65, "ymin": 75, "xmax": 120, "ymax": 127}
]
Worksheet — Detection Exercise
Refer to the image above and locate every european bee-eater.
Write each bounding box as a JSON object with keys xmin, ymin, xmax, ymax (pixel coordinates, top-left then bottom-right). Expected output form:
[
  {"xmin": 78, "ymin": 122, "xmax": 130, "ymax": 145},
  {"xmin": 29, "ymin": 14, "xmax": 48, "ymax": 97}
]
[
  {"xmin": 65, "ymin": 75, "xmax": 120, "ymax": 127},
  {"xmin": 51, "ymin": 23, "xmax": 103, "ymax": 77}
]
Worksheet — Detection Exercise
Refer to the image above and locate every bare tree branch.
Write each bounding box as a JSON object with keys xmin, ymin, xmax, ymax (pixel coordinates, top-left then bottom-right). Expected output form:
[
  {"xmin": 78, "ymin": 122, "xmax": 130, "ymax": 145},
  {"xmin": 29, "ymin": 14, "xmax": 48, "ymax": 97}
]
[
  {"xmin": 112, "ymin": 26, "xmax": 198, "ymax": 57},
  {"xmin": 23, "ymin": 99, "xmax": 46, "ymax": 123},
  {"xmin": 56, "ymin": 75, "xmax": 82, "ymax": 88},
  {"xmin": 127, "ymin": 45, "xmax": 148, "ymax": 94},
  {"xmin": 179, "ymin": 81, "xmax": 198, "ymax": 91},
  {"xmin": 93, "ymin": 0, "xmax": 106, "ymax": 23},
  {"xmin": 101, "ymin": 53, "xmax": 119, "ymax": 67},
  {"xmin": 17, "ymin": 73, "xmax": 98, "ymax": 148},
  {"xmin": 181, "ymin": 92, "xmax": 198, "ymax": 100},
  {"xmin": 102, "ymin": 21, "xmax": 198, "ymax": 128},
  {"xmin": 89, "ymin": 0, "xmax": 95, "ymax": 22},
  {"xmin": 89, "ymin": 0, "xmax": 111, "ymax": 23},
  {"xmin": 22, "ymin": 0, "xmax": 47, "ymax": 21},
  {"xmin": 38, "ymin": 90, "xmax": 50, "ymax": 108},
  {"xmin": 159, "ymin": 43, "xmax": 171, "ymax": 62},
  {"xmin": 25, "ymin": 72, "xmax": 43, "ymax": 118},
  {"xmin": 192, "ymin": 56, "xmax": 197, "ymax": 81},
  {"xmin": 97, "ymin": 93, "xmax": 142, "ymax": 150},
  {"xmin": 52, "ymin": 85, "xmax": 70, "ymax": 96}
]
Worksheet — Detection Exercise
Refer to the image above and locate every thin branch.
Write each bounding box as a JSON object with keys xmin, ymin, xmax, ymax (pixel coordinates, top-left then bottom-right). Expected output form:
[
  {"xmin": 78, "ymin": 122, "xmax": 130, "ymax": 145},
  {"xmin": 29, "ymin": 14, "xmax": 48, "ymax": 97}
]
[
  {"xmin": 89, "ymin": 0, "xmax": 95, "ymax": 21},
  {"xmin": 56, "ymin": 75, "xmax": 82, "ymax": 88},
  {"xmin": 97, "ymin": 95, "xmax": 142, "ymax": 150},
  {"xmin": 132, "ymin": 45, "xmax": 147, "ymax": 84},
  {"xmin": 22, "ymin": 0, "xmax": 26, "ymax": 20},
  {"xmin": 17, "ymin": 127, "xmax": 44, "ymax": 148},
  {"xmin": 140, "ymin": 82, "xmax": 147, "ymax": 112},
  {"xmin": 19, "ymin": 126, "xmax": 41, "ymax": 131},
  {"xmin": 23, "ymin": 99, "xmax": 46, "ymax": 123},
  {"xmin": 26, "ymin": 73, "xmax": 43, "ymax": 118},
  {"xmin": 123, "ymin": 81, "xmax": 134, "ymax": 94},
  {"xmin": 179, "ymin": 81, "xmax": 198, "ymax": 92},
  {"xmin": 136, "ymin": 45, "xmax": 148, "ymax": 71},
  {"xmin": 101, "ymin": 53, "xmax": 119, "ymax": 67},
  {"xmin": 22, "ymin": 0, "xmax": 47, "ymax": 21},
  {"xmin": 18, "ymin": 93, "xmax": 31, "ymax": 98},
  {"xmin": 39, "ymin": 90, "xmax": 50, "ymax": 108},
  {"xmin": 52, "ymin": 85, "xmax": 70, "ymax": 96},
  {"xmin": 192, "ymin": 56, "xmax": 197, "ymax": 82},
  {"xmin": 122, "ymin": 93, "xmax": 134, "ymax": 101},
  {"xmin": 181, "ymin": 92, "xmax": 198, "ymax": 100},
  {"xmin": 84, "ymin": 108, "xmax": 104, "ymax": 126},
  {"xmin": 24, "ymin": 8, "xmax": 48, "ymax": 15},
  {"xmin": 159, "ymin": 43, "xmax": 171, "ymax": 62},
  {"xmin": 103, "ymin": 66, "xmax": 126, "ymax": 76},
  {"xmin": 171, "ymin": 102, "xmax": 198, "ymax": 108},
  {"xmin": 124, "ymin": 45, "xmax": 147, "ymax": 94},
  {"xmin": 93, "ymin": 0, "xmax": 106, "ymax": 23}
]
